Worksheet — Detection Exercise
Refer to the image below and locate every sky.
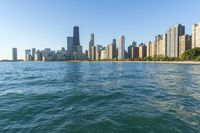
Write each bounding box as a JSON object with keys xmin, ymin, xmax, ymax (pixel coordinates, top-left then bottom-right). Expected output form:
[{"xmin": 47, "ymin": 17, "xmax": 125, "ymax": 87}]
[{"xmin": 0, "ymin": 0, "xmax": 200, "ymax": 60}]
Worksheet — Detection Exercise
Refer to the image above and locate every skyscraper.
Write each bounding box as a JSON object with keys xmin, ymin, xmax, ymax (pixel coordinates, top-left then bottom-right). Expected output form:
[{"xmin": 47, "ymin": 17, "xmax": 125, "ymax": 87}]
[
  {"xmin": 12, "ymin": 48, "xmax": 17, "ymax": 61},
  {"xmin": 32, "ymin": 48, "xmax": 36, "ymax": 61},
  {"xmin": 112, "ymin": 39, "xmax": 117, "ymax": 59},
  {"xmin": 192, "ymin": 22, "xmax": 200, "ymax": 48},
  {"xmin": 67, "ymin": 37, "xmax": 73, "ymax": 54},
  {"xmin": 88, "ymin": 34, "xmax": 95, "ymax": 60},
  {"xmin": 73, "ymin": 26, "xmax": 80, "ymax": 52},
  {"xmin": 25, "ymin": 49, "xmax": 31, "ymax": 61},
  {"xmin": 118, "ymin": 35, "xmax": 125, "ymax": 60},
  {"xmin": 179, "ymin": 35, "xmax": 192, "ymax": 56},
  {"xmin": 167, "ymin": 24, "xmax": 185, "ymax": 57},
  {"xmin": 139, "ymin": 44, "xmax": 147, "ymax": 59}
]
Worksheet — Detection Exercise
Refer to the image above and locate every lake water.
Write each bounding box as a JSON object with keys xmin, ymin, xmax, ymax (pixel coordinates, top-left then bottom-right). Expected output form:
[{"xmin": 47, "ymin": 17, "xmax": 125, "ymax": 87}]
[{"xmin": 0, "ymin": 62, "xmax": 200, "ymax": 133}]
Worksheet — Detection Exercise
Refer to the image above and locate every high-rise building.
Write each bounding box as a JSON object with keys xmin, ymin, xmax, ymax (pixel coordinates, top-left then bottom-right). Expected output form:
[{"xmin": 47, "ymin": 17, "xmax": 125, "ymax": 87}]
[
  {"xmin": 155, "ymin": 35, "xmax": 162, "ymax": 56},
  {"xmin": 96, "ymin": 45, "xmax": 102, "ymax": 61},
  {"xmin": 73, "ymin": 26, "xmax": 80, "ymax": 52},
  {"xmin": 32, "ymin": 48, "xmax": 36, "ymax": 61},
  {"xmin": 101, "ymin": 49, "xmax": 107, "ymax": 60},
  {"xmin": 118, "ymin": 35, "xmax": 125, "ymax": 60},
  {"xmin": 161, "ymin": 34, "xmax": 167, "ymax": 56},
  {"xmin": 25, "ymin": 49, "xmax": 31, "ymax": 61},
  {"xmin": 91, "ymin": 46, "xmax": 96, "ymax": 60},
  {"xmin": 155, "ymin": 34, "xmax": 167, "ymax": 56},
  {"xmin": 139, "ymin": 44, "xmax": 147, "ymax": 59},
  {"xmin": 192, "ymin": 22, "xmax": 200, "ymax": 48},
  {"xmin": 167, "ymin": 24, "xmax": 185, "ymax": 57},
  {"xmin": 67, "ymin": 37, "xmax": 73, "ymax": 54},
  {"xmin": 35, "ymin": 50, "xmax": 42, "ymax": 61},
  {"xmin": 88, "ymin": 34, "xmax": 95, "ymax": 60},
  {"xmin": 112, "ymin": 39, "xmax": 117, "ymax": 58},
  {"xmin": 12, "ymin": 48, "xmax": 17, "ymax": 61},
  {"xmin": 179, "ymin": 35, "xmax": 192, "ymax": 56},
  {"xmin": 147, "ymin": 41, "xmax": 153, "ymax": 57},
  {"xmin": 128, "ymin": 41, "xmax": 137, "ymax": 58}
]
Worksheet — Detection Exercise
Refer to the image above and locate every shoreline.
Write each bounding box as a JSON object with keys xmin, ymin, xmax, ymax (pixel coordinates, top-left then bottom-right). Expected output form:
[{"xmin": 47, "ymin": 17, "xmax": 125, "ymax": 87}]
[{"xmin": 1, "ymin": 60, "xmax": 200, "ymax": 64}]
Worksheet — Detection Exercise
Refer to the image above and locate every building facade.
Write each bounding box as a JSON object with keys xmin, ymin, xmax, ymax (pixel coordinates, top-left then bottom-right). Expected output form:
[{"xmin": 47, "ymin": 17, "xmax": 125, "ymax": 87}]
[
  {"xmin": 139, "ymin": 44, "xmax": 147, "ymax": 59},
  {"xmin": 118, "ymin": 35, "xmax": 125, "ymax": 60},
  {"xmin": 167, "ymin": 24, "xmax": 185, "ymax": 57},
  {"xmin": 192, "ymin": 22, "xmax": 200, "ymax": 48},
  {"xmin": 12, "ymin": 48, "xmax": 17, "ymax": 61},
  {"xmin": 179, "ymin": 35, "xmax": 192, "ymax": 56}
]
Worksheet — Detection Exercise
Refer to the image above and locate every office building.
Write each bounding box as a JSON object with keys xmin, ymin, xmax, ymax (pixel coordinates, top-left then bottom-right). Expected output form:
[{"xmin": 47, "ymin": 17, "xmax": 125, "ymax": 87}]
[
  {"xmin": 73, "ymin": 26, "xmax": 80, "ymax": 47},
  {"xmin": 118, "ymin": 35, "xmax": 125, "ymax": 60},
  {"xmin": 192, "ymin": 22, "xmax": 200, "ymax": 48}
]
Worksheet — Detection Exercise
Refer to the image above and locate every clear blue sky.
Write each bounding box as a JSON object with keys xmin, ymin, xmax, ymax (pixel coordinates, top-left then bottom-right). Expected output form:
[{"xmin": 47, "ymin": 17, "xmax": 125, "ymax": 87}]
[{"xmin": 0, "ymin": 0, "xmax": 200, "ymax": 60}]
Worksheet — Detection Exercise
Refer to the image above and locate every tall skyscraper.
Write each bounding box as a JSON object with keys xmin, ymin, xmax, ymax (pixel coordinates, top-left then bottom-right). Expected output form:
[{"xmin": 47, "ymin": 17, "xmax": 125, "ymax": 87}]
[
  {"xmin": 67, "ymin": 37, "xmax": 73, "ymax": 54},
  {"xmin": 73, "ymin": 26, "xmax": 80, "ymax": 52},
  {"xmin": 12, "ymin": 48, "xmax": 17, "ymax": 61},
  {"xmin": 88, "ymin": 34, "xmax": 95, "ymax": 60},
  {"xmin": 112, "ymin": 39, "xmax": 117, "ymax": 59},
  {"xmin": 167, "ymin": 24, "xmax": 185, "ymax": 57},
  {"xmin": 118, "ymin": 35, "xmax": 125, "ymax": 60},
  {"xmin": 192, "ymin": 22, "xmax": 200, "ymax": 48}
]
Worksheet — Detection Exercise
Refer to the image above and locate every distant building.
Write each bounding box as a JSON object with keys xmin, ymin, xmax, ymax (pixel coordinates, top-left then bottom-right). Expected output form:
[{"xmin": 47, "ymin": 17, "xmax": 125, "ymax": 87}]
[
  {"xmin": 192, "ymin": 22, "xmax": 200, "ymax": 48},
  {"xmin": 67, "ymin": 37, "xmax": 73, "ymax": 55},
  {"xmin": 32, "ymin": 48, "xmax": 36, "ymax": 61},
  {"xmin": 35, "ymin": 50, "xmax": 42, "ymax": 61},
  {"xmin": 179, "ymin": 35, "xmax": 192, "ymax": 56},
  {"xmin": 73, "ymin": 26, "xmax": 80, "ymax": 52},
  {"xmin": 112, "ymin": 39, "xmax": 117, "ymax": 58},
  {"xmin": 91, "ymin": 46, "xmax": 96, "ymax": 60},
  {"xmin": 167, "ymin": 24, "xmax": 185, "ymax": 57},
  {"xmin": 147, "ymin": 41, "xmax": 153, "ymax": 57},
  {"xmin": 128, "ymin": 41, "xmax": 137, "ymax": 58},
  {"xmin": 25, "ymin": 49, "xmax": 31, "ymax": 61},
  {"xmin": 12, "ymin": 48, "xmax": 17, "ymax": 61},
  {"xmin": 132, "ymin": 41, "xmax": 137, "ymax": 47},
  {"xmin": 118, "ymin": 35, "xmax": 125, "ymax": 60},
  {"xmin": 128, "ymin": 46, "xmax": 139, "ymax": 59},
  {"xmin": 155, "ymin": 34, "xmax": 167, "ymax": 56},
  {"xmin": 100, "ymin": 49, "xmax": 107, "ymax": 60},
  {"xmin": 139, "ymin": 44, "xmax": 147, "ymax": 59},
  {"xmin": 96, "ymin": 45, "xmax": 102, "ymax": 61},
  {"xmin": 88, "ymin": 34, "xmax": 95, "ymax": 60}
]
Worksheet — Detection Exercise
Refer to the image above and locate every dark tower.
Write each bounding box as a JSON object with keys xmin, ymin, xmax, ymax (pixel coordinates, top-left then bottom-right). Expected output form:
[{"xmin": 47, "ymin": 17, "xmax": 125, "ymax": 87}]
[{"xmin": 73, "ymin": 26, "xmax": 80, "ymax": 47}]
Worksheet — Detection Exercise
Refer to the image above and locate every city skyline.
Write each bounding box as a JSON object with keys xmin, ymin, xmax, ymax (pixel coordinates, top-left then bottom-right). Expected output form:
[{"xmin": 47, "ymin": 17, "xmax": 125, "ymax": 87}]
[{"xmin": 1, "ymin": 0, "xmax": 200, "ymax": 60}]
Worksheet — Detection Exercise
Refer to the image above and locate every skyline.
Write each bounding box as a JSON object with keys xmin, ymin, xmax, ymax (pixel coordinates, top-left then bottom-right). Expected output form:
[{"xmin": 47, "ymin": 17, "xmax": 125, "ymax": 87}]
[{"xmin": 1, "ymin": 0, "xmax": 200, "ymax": 60}]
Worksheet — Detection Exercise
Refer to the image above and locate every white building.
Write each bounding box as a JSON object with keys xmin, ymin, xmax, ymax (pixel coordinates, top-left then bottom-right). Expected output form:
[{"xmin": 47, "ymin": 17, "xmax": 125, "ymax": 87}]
[
  {"xmin": 192, "ymin": 22, "xmax": 200, "ymax": 48},
  {"xmin": 118, "ymin": 35, "xmax": 125, "ymax": 60},
  {"xmin": 100, "ymin": 50, "xmax": 107, "ymax": 60}
]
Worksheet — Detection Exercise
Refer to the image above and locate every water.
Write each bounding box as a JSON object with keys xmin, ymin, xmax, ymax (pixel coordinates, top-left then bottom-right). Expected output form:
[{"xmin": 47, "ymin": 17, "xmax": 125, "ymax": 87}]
[{"xmin": 0, "ymin": 62, "xmax": 200, "ymax": 133}]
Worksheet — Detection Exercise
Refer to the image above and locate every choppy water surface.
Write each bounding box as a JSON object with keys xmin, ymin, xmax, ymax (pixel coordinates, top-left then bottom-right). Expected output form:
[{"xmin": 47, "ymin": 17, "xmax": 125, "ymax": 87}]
[{"xmin": 0, "ymin": 62, "xmax": 200, "ymax": 133}]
